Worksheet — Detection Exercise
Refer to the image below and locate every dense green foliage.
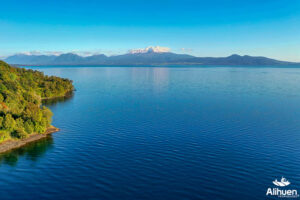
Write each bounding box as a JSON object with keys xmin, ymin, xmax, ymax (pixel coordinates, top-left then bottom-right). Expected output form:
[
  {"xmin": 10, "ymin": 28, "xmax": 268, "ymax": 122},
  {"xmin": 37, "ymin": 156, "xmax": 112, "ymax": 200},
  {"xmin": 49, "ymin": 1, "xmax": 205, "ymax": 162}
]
[{"xmin": 0, "ymin": 61, "xmax": 73, "ymax": 142}]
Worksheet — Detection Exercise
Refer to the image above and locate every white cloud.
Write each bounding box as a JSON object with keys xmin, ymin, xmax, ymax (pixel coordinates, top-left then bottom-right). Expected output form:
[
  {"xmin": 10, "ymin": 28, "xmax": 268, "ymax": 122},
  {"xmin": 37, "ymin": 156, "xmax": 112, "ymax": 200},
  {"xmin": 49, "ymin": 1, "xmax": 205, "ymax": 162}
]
[
  {"xmin": 180, "ymin": 48, "xmax": 193, "ymax": 53},
  {"xmin": 19, "ymin": 51, "xmax": 42, "ymax": 56},
  {"xmin": 129, "ymin": 46, "xmax": 171, "ymax": 54},
  {"xmin": 44, "ymin": 51, "xmax": 64, "ymax": 56},
  {"xmin": 6, "ymin": 47, "xmax": 171, "ymax": 58},
  {"xmin": 16, "ymin": 51, "xmax": 63, "ymax": 56},
  {"xmin": 14, "ymin": 50, "xmax": 100, "ymax": 57}
]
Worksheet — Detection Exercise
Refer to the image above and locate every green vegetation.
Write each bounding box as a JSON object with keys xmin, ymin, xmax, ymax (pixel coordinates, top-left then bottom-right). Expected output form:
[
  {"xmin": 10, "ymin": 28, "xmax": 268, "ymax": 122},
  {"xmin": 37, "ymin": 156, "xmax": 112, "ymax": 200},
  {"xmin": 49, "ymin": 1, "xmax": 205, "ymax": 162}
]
[{"xmin": 0, "ymin": 61, "xmax": 73, "ymax": 143}]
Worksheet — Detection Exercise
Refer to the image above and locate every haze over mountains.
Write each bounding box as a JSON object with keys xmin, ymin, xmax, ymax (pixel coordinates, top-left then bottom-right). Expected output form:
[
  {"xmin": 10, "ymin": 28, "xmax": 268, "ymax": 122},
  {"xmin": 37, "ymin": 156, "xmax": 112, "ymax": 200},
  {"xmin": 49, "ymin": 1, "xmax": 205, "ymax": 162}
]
[{"xmin": 3, "ymin": 47, "xmax": 297, "ymax": 66}]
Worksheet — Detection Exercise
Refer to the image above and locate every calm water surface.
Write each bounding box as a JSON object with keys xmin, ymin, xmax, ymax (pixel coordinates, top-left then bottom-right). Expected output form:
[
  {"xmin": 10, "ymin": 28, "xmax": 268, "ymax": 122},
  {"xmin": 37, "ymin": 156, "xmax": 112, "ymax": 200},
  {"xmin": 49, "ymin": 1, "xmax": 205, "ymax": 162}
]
[{"xmin": 1, "ymin": 66, "xmax": 300, "ymax": 200}]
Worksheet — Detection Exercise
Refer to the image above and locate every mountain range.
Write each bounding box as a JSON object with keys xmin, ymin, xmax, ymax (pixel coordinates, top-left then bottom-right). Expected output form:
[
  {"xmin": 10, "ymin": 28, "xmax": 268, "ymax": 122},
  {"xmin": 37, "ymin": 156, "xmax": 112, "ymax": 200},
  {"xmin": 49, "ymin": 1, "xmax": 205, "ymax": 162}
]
[{"xmin": 3, "ymin": 51, "xmax": 298, "ymax": 66}]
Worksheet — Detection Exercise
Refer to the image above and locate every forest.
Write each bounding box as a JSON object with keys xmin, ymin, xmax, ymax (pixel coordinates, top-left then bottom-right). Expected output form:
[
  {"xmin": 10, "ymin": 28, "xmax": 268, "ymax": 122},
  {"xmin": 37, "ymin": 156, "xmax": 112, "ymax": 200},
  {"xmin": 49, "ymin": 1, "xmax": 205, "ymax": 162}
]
[{"xmin": 0, "ymin": 61, "xmax": 74, "ymax": 143}]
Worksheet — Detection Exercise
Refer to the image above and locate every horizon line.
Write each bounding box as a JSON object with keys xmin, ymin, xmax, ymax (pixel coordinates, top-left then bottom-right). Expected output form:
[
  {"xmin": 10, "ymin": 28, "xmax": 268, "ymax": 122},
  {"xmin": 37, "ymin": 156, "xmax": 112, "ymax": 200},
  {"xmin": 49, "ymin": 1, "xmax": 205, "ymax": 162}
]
[{"xmin": 2, "ymin": 51, "xmax": 299, "ymax": 63}]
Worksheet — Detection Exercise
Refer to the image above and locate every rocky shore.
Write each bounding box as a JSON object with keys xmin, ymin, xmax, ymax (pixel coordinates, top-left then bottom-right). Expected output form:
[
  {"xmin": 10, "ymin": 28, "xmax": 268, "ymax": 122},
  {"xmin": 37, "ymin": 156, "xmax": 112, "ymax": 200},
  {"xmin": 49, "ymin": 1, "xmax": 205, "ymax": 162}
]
[{"xmin": 0, "ymin": 126, "xmax": 59, "ymax": 154}]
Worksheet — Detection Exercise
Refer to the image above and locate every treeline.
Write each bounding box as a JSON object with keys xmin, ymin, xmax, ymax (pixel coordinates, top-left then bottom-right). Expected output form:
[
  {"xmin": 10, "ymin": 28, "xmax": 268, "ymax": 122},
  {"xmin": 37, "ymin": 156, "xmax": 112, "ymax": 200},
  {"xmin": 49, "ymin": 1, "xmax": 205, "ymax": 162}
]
[{"xmin": 0, "ymin": 61, "xmax": 74, "ymax": 142}]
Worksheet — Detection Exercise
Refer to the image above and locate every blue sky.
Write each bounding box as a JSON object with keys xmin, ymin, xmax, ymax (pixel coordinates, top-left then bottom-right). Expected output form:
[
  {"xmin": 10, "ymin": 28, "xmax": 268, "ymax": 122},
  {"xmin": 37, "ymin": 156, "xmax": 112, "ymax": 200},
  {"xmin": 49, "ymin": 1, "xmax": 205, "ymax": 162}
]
[{"xmin": 0, "ymin": 0, "xmax": 300, "ymax": 61}]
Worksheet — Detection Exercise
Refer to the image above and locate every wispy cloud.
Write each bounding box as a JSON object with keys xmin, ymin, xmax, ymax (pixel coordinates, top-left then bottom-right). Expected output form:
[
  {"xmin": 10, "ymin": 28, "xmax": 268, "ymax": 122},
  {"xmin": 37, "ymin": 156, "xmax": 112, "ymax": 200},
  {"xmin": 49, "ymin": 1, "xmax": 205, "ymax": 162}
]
[
  {"xmin": 129, "ymin": 46, "xmax": 171, "ymax": 54},
  {"xmin": 43, "ymin": 51, "xmax": 64, "ymax": 56},
  {"xmin": 18, "ymin": 51, "xmax": 42, "ymax": 56},
  {"xmin": 69, "ymin": 50, "xmax": 101, "ymax": 57},
  {"xmin": 16, "ymin": 50, "xmax": 63, "ymax": 56},
  {"xmin": 179, "ymin": 48, "xmax": 193, "ymax": 53},
  {"xmin": 6, "ymin": 47, "xmax": 172, "ymax": 58},
  {"xmin": 13, "ymin": 50, "xmax": 104, "ymax": 57}
]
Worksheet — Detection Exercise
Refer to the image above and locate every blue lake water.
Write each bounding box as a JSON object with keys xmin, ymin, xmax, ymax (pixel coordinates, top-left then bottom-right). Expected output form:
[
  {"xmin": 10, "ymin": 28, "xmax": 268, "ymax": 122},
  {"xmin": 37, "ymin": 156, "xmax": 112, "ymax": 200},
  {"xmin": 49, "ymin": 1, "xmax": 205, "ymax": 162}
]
[{"xmin": 1, "ymin": 66, "xmax": 300, "ymax": 200}]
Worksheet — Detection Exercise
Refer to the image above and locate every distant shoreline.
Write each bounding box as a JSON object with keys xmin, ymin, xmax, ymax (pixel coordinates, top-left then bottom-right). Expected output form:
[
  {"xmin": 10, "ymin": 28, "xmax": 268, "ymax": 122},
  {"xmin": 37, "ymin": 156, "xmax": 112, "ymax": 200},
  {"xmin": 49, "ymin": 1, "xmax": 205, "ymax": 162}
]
[
  {"xmin": 0, "ymin": 126, "xmax": 59, "ymax": 154},
  {"xmin": 14, "ymin": 64, "xmax": 300, "ymax": 69},
  {"xmin": 13, "ymin": 63, "xmax": 300, "ymax": 67},
  {"xmin": 4, "ymin": 53, "xmax": 299, "ymax": 66}
]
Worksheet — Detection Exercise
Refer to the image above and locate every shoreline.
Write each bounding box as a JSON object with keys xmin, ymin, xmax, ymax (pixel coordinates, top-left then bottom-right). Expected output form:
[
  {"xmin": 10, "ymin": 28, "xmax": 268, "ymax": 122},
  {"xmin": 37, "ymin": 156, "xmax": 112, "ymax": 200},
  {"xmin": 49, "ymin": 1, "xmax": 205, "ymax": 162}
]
[
  {"xmin": 0, "ymin": 126, "xmax": 59, "ymax": 154},
  {"xmin": 41, "ymin": 90, "xmax": 74, "ymax": 100},
  {"xmin": 0, "ymin": 91, "xmax": 74, "ymax": 154}
]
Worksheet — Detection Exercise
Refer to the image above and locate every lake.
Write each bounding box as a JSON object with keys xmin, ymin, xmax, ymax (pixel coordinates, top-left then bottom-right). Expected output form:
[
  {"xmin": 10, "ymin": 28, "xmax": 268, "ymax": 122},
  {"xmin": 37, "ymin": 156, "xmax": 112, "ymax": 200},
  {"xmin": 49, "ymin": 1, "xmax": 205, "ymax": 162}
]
[{"xmin": 1, "ymin": 66, "xmax": 300, "ymax": 200}]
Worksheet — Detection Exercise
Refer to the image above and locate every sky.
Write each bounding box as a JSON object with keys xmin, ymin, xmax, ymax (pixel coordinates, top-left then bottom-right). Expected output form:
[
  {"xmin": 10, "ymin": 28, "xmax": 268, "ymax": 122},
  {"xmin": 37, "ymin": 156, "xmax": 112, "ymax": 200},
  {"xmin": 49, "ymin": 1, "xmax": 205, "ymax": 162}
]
[{"xmin": 0, "ymin": 0, "xmax": 300, "ymax": 61}]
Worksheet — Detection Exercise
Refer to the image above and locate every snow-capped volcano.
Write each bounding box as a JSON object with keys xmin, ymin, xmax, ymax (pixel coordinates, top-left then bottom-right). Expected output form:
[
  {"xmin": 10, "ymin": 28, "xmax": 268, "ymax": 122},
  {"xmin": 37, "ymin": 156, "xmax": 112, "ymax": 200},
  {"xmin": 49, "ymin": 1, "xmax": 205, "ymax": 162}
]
[{"xmin": 129, "ymin": 46, "xmax": 170, "ymax": 54}]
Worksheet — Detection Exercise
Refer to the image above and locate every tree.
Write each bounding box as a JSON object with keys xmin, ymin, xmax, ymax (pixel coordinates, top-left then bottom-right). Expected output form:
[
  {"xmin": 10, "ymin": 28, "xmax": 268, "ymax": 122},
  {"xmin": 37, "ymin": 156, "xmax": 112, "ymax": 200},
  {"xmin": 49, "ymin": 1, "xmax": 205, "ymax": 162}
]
[
  {"xmin": 0, "ymin": 116, "xmax": 3, "ymax": 128},
  {"xmin": 12, "ymin": 128, "xmax": 27, "ymax": 139},
  {"xmin": 15, "ymin": 118, "xmax": 24, "ymax": 129},
  {"xmin": 3, "ymin": 114, "xmax": 16, "ymax": 131},
  {"xmin": 24, "ymin": 120, "xmax": 34, "ymax": 134},
  {"xmin": 0, "ymin": 61, "xmax": 74, "ymax": 143},
  {"xmin": 0, "ymin": 130, "xmax": 10, "ymax": 142}
]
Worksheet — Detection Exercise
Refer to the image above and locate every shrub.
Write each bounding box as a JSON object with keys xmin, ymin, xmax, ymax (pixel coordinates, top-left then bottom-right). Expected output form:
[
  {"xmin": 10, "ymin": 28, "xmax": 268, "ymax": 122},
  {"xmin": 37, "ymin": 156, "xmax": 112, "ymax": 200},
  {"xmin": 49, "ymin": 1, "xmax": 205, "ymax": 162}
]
[
  {"xmin": 0, "ymin": 130, "xmax": 10, "ymax": 142},
  {"xmin": 11, "ymin": 128, "xmax": 28, "ymax": 139}
]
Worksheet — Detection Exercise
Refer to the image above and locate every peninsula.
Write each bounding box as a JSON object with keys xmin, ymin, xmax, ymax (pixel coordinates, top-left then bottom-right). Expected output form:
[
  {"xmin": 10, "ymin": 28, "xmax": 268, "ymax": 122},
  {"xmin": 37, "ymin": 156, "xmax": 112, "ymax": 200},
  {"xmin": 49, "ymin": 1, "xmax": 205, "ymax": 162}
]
[{"xmin": 0, "ymin": 61, "xmax": 74, "ymax": 153}]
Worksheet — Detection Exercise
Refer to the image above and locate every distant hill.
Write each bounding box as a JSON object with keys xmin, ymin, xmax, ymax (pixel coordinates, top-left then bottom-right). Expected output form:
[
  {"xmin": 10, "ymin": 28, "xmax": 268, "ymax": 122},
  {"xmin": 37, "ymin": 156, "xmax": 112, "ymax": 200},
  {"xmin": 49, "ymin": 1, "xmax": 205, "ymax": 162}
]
[
  {"xmin": 5, "ymin": 54, "xmax": 56, "ymax": 65},
  {"xmin": 4, "ymin": 52, "xmax": 298, "ymax": 66},
  {"xmin": 181, "ymin": 54, "xmax": 295, "ymax": 66}
]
